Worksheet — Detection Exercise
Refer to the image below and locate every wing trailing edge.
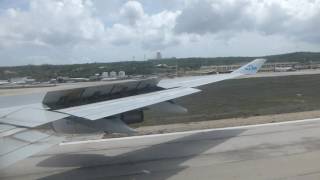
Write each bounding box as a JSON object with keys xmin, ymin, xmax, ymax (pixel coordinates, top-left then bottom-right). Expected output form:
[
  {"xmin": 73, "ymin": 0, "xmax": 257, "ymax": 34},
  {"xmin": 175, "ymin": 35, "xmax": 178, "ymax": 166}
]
[{"xmin": 0, "ymin": 108, "xmax": 69, "ymax": 128}]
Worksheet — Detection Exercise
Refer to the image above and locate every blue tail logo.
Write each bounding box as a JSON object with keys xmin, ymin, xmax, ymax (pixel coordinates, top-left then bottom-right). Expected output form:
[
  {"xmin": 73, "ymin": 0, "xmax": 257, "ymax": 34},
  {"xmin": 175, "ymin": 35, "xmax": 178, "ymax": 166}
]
[{"xmin": 245, "ymin": 65, "xmax": 257, "ymax": 71}]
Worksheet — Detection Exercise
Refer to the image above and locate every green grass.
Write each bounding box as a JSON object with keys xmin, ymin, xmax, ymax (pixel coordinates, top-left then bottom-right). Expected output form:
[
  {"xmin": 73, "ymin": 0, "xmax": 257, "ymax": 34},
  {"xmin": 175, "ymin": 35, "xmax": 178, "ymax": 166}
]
[{"xmin": 141, "ymin": 74, "xmax": 320, "ymax": 126}]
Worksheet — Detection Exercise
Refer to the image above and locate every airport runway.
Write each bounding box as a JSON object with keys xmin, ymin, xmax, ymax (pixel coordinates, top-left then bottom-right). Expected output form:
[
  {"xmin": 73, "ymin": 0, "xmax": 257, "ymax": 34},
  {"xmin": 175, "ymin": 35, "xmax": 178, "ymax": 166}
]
[{"xmin": 2, "ymin": 118, "xmax": 320, "ymax": 180}]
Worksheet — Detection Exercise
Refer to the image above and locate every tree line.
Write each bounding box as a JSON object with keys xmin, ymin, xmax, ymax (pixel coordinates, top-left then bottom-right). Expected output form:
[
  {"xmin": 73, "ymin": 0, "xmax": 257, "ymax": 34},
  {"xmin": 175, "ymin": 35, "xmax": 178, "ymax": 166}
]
[{"xmin": 0, "ymin": 52, "xmax": 319, "ymax": 81}]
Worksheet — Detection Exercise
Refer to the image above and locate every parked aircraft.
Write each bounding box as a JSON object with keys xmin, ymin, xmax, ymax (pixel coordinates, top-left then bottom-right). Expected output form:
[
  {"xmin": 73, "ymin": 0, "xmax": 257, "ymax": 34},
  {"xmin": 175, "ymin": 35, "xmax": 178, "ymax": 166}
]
[
  {"xmin": 0, "ymin": 59, "xmax": 266, "ymax": 169},
  {"xmin": 0, "ymin": 81, "xmax": 9, "ymax": 85},
  {"xmin": 275, "ymin": 67, "xmax": 296, "ymax": 72}
]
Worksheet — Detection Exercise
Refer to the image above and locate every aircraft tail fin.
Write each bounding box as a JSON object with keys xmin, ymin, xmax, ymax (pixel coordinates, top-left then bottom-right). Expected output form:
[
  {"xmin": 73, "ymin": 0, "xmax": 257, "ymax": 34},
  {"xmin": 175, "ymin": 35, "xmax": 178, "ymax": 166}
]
[{"xmin": 232, "ymin": 58, "xmax": 266, "ymax": 75}]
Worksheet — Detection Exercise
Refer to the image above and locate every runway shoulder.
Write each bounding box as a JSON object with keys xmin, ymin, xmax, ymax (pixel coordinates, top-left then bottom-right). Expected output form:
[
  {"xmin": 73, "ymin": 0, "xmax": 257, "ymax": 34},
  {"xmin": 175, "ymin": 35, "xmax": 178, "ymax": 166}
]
[{"xmin": 2, "ymin": 118, "xmax": 320, "ymax": 180}]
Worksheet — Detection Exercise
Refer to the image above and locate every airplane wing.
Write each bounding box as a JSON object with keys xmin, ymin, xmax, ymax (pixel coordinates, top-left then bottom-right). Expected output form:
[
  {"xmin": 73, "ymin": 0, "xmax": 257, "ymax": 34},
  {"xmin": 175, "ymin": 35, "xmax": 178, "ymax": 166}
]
[
  {"xmin": 0, "ymin": 58, "xmax": 266, "ymax": 169},
  {"xmin": 0, "ymin": 87, "xmax": 199, "ymax": 169},
  {"xmin": 0, "ymin": 88, "xmax": 200, "ymax": 169}
]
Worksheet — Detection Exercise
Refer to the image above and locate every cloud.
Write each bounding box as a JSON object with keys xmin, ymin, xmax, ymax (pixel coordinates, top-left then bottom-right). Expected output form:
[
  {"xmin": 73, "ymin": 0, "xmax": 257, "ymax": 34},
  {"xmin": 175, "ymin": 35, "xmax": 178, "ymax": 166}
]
[
  {"xmin": 0, "ymin": 0, "xmax": 105, "ymax": 48},
  {"xmin": 107, "ymin": 24, "xmax": 137, "ymax": 45},
  {"xmin": 0, "ymin": 0, "xmax": 182, "ymax": 50},
  {"xmin": 119, "ymin": 1, "xmax": 144, "ymax": 26},
  {"xmin": 174, "ymin": 0, "xmax": 320, "ymax": 43},
  {"xmin": 107, "ymin": 1, "xmax": 181, "ymax": 50},
  {"xmin": 175, "ymin": 0, "xmax": 253, "ymax": 35}
]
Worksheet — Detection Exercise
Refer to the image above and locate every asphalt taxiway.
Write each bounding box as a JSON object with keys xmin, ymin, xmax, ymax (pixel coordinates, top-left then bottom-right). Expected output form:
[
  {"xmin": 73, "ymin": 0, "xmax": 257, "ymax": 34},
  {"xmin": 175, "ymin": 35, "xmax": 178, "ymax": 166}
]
[{"xmin": 2, "ymin": 118, "xmax": 320, "ymax": 180}]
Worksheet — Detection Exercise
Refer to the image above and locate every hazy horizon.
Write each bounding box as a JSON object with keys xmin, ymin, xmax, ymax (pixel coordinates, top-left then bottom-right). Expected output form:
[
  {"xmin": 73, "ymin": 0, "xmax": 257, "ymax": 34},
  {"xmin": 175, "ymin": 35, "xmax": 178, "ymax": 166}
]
[{"xmin": 0, "ymin": 51, "xmax": 317, "ymax": 68}]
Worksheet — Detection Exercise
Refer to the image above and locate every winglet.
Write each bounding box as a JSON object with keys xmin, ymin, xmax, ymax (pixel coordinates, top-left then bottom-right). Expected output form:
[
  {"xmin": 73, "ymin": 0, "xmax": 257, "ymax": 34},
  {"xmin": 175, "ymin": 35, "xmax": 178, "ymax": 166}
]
[{"xmin": 232, "ymin": 58, "xmax": 267, "ymax": 75}]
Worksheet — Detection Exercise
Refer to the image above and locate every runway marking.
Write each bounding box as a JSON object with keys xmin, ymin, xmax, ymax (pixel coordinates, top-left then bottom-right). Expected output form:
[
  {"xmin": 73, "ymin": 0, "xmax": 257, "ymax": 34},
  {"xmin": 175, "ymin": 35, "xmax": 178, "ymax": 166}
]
[{"xmin": 60, "ymin": 117, "xmax": 320, "ymax": 146}]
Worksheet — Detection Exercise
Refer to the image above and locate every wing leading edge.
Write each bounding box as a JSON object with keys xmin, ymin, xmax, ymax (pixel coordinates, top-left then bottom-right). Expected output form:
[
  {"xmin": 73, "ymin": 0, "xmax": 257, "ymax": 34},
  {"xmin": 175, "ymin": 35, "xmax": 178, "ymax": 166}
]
[
  {"xmin": 158, "ymin": 58, "xmax": 266, "ymax": 88},
  {"xmin": 57, "ymin": 87, "xmax": 200, "ymax": 120}
]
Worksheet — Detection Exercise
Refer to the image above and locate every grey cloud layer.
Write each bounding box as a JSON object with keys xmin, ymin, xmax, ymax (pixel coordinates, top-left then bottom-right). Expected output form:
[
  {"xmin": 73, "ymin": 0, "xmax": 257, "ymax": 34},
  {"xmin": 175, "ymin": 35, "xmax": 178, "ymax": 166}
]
[
  {"xmin": 175, "ymin": 0, "xmax": 320, "ymax": 43},
  {"xmin": 0, "ymin": 0, "xmax": 181, "ymax": 51},
  {"xmin": 0, "ymin": 0, "xmax": 105, "ymax": 48},
  {"xmin": 108, "ymin": 1, "xmax": 181, "ymax": 50},
  {"xmin": 175, "ymin": 0, "xmax": 253, "ymax": 34},
  {"xmin": 1, "ymin": 0, "xmax": 320, "ymax": 48}
]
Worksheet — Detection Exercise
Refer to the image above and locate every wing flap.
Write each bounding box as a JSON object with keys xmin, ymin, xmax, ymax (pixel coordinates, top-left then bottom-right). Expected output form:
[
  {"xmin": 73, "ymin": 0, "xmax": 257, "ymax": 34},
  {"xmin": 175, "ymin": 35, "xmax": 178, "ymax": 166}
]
[
  {"xmin": 43, "ymin": 78, "xmax": 160, "ymax": 108},
  {"xmin": 0, "ymin": 124, "xmax": 16, "ymax": 134},
  {"xmin": 57, "ymin": 87, "xmax": 200, "ymax": 120},
  {"xmin": 0, "ymin": 108, "xmax": 69, "ymax": 128},
  {"xmin": 0, "ymin": 129, "xmax": 64, "ymax": 169}
]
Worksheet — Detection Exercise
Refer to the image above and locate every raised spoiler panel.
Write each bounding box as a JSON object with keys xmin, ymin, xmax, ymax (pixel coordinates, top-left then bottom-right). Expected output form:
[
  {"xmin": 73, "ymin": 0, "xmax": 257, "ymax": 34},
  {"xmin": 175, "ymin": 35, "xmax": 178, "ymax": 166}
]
[{"xmin": 43, "ymin": 78, "xmax": 161, "ymax": 109}]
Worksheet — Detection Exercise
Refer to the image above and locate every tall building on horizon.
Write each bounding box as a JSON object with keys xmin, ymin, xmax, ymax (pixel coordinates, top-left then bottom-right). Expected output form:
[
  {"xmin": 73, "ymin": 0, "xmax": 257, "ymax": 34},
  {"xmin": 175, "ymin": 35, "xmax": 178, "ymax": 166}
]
[{"xmin": 156, "ymin": 51, "xmax": 162, "ymax": 60}]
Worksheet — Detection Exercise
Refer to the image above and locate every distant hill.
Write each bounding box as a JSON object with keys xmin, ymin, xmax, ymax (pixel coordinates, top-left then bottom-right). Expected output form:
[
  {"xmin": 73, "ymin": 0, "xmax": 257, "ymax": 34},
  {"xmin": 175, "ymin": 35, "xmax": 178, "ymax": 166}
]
[{"xmin": 1, "ymin": 52, "xmax": 319, "ymax": 81}]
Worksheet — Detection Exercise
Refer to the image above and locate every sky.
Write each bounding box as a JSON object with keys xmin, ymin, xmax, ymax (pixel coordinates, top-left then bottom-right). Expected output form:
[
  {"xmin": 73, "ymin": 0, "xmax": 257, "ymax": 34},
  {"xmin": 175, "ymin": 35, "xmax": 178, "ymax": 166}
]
[{"xmin": 0, "ymin": 0, "xmax": 319, "ymax": 66}]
